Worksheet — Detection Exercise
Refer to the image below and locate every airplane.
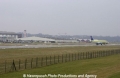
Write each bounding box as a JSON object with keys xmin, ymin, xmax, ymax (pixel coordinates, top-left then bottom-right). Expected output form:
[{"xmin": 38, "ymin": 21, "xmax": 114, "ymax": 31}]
[{"xmin": 90, "ymin": 36, "xmax": 109, "ymax": 45}]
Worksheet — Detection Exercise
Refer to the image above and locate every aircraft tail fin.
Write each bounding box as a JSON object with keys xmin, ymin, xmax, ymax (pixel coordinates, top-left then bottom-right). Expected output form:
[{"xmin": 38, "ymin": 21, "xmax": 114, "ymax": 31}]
[{"xmin": 90, "ymin": 36, "xmax": 94, "ymax": 40}]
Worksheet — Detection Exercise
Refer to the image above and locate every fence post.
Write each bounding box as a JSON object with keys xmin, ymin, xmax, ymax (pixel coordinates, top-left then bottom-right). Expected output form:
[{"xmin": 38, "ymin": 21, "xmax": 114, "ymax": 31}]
[
  {"xmin": 90, "ymin": 52, "xmax": 92, "ymax": 59},
  {"xmin": 25, "ymin": 59, "xmax": 27, "ymax": 69},
  {"xmin": 98, "ymin": 51, "xmax": 99, "ymax": 57},
  {"xmin": 86, "ymin": 52, "xmax": 87, "ymax": 59},
  {"xmin": 46, "ymin": 56, "xmax": 47, "ymax": 66},
  {"xmin": 103, "ymin": 51, "xmax": 105, "ymax": 56},
  {"xmin": 110, "ymin": 50, "xmax": 112, "ymax": 55},
  {"xmin": 87, "ymin": 52, "xmax": 89, "ymax": 59},
  {"xmin": 108, "ymin": 50, "xmax": 109, "ymax": 56},
  {"xmin": 88, "ymin": 52, "xmax": 90, "ymax": 59},
  {"xmin": 111, "ymin": 50, "xmax": 114, "ymax": 55},
  {"xmin": 98, "ymin": 51, "xmax": 100, "ymax": 57},
  {"xmin": 50, "ymin": 56, "xmax": 51, "ymax": 65},
  {"xmin": 109, "ymin": 50, "xmax": 110, "ymax": 55},
  {"xmin": 65, "ymin": 54, "xmax": 67, "ymax": 62},
  {"xmin": 106, "ymin": 51, "xmax": 107, "ymax": 56},
  {"xmin": 95, "ymin": 51, "xmax": 97, "ymax": 58},
  {"xmin": 98, "ymin": 51, "xmax": 101, "ymax": 57},
  {"xmin": 96, "ymin": 51, "xmax": 98, "ymax": 58},
  {"xmin": 108, "ymin": 50, "xmax": 110, "ymax": 56},
  {"xmin": 12, "ymin": 60, "xmax": 16, "ymax": 71},
  {"xmin": 31, "ymin": 58, "xmax": 33, "ymax": 68},
  {"xmin": 106, "ymin": 50, "xmax": 108, "ymax": 56},
  {"xmin": 114, "ymin": 50, "xmax": 116, "ymax": 54},
  {"xmin": 118, "ymin": 50, "xmax": 120, "ymax": 54},
  {"xmin": 93, "ymin": 52, "xmax": 94, "ymax": 58},
  {"xmin": 103, "ymin": 51, "xmax": 106, "ymax": 56},
  {"xmin": 41, "ymin": 57, "xmax": 43, "ymax": 67},
  {"xmin": 100, "ymin": 51, "xmax": 102, "ymax": 57},
  {"xmin": 111, "ymin": 50, "xmax": 112, "ymax": 55},
  {"xmin": 54, "ymin": 56, "xmax": 55, "ymax": 64},
  {"xmin": 117, "ymin": 50, "xmax": 119, "ymax": 54},
  {"xmin": 99, "ymin": 51, "xmax": 101, "ymax": 57},
  {"xmin": 105, "ymin": 51, "xmax": 107, "ymax": 56},
  {"xmin": 58, "ymin": 55, "xmax": 59, "ymax": 63},
  {"xmin": 80, "ymin": 53, "xmax": 82, "ymax": 59},
  {"xmin": 72, "ymin": 54, "xmax": 73, "ymax": 61},
  {"xmin": 78, "ymin": 53, "xmax": 79, "ymax": 60},
  {"xmin": 102, "ymin": 51, "xmax": 104, "ymax": 56},
  {"xmin": 36, "ymin": 57, "xmax": 38, "ymax": 67},
  {"xmin": 94, "ymin": 52, "xmax": 95, "ymax": 58},
  {"xmin": 69, "ymin": 54, "xmax": 70, "ymax": 61},
  {"xmin": 19, "ymin": 59, "xmax": 20, "ymax": 70},
  {"xmin": 115, "ymin": 50, "xmax": 117, "ymax": 54},
  {"xmin": 75, "ymin": 53, "xmax": 76, "ymax": 60},
  {"xmin": 99, "ymin": 51, "xmax": 100, "ymax": 57},
  {"xmin": 96, "ymin": 51, "xmax": 98, "ymax": 57},
  {"xmin": 113, "ymin": 50, "xmax": 115, "ymax": 55},
  {"xmin": 103, "ymin": 51, "xmax": 104, "ymax": 57},
  {"xmin": 112, "ymin": 50, "xmax": 114, "ymax": 55},
  {"xmin": 100, "ymin": 51, "xmax": 101, "ymax": 57},
  {"xmin": 116, "ymin": 50, "xmax": 117, "ymax": 54},
  {"xmin": 83, "ymin": 52, "xmax": 85, "ymax": 59},
  {"xmin": 88, "ymin": 52, "xmax": 89, "ymax": 59},
  {"xmin": 62, "ymin": 54, "xmax": 63, "ymax": 63},
  {"xmin": 5, "ymin": 60, "xmax": 6, "ymax": 73}
]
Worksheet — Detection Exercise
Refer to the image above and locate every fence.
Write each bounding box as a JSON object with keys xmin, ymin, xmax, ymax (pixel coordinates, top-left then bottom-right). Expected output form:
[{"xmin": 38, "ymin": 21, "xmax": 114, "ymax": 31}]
[{"xmin": 0, "ymin": 49, "xmax": 120, "ymax": 74}]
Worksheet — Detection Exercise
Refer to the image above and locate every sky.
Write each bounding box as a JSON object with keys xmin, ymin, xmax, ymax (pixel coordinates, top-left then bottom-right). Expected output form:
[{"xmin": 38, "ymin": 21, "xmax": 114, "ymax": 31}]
[{"xmin": 0, "ymin": 0, "xmax": 120, "ymax": 36}]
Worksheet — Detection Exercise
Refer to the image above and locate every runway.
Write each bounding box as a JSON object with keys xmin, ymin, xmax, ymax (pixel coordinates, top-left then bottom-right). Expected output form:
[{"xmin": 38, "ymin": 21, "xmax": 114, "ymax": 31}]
[
  {"xmin": 0, "ymin": 44, "xmax": 92, "ymax": 49},
  {"xmin": 0, "ymin": 43, "xmax": 120, "ymax": 49}
]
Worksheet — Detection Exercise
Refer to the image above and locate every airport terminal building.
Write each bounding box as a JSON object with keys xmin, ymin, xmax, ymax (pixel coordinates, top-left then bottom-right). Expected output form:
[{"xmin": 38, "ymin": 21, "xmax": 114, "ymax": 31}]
[
  {"xmin": 0, "ymin": 31, "xmax": 79, "ymax": 43},
  {"xmin": 0, "ymin": 31, "xmax": 56, "ymax": 43},
  {"xmin": 0, "ymin": 31, "xmax": 22, "ymax": 42}
]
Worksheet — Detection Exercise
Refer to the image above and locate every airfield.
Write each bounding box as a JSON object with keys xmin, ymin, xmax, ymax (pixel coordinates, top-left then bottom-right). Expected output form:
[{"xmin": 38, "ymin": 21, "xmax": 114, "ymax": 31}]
[
  {"xmin": 0, "ymin": 42, "xmax": 120, "ymax": 49},
  {"xmin": 0, "ymin": 42, "xmax": 120, "ymax": 78}
]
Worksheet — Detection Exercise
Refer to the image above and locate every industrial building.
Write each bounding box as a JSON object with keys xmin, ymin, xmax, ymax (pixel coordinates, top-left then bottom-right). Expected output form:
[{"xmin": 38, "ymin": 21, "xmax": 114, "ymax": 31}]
[
  {"xmin": 0, "ymin": 31, "xmax": 22, "ymax": 43},
  {"xmin": 0, "ymin": 30, "xmax": 56, "ymax": 43},
  {"xmin": 0, "ymin": 30, "xmax": 79, "ymax": 44},
  {"xmin": 17, "ymin": 36, "xmax": 56, "ymax": 43}
]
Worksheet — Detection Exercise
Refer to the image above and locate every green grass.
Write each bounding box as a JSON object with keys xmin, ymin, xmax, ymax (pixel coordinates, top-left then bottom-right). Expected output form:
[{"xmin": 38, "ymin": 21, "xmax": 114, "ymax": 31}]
[
  {"xmin": 0, "ymin": 54, "xmax": 120, "ymax": 78},
  {"xmin": 0, "ymin": 46, "xmax": 120, "ymax": 77},
  {"xmin": 0, "ymin": 46, "xmax": 120, "ymax": 63},
  {"xmin": 108, "ymin": 72, "xmax": 120, "ymax": 78}
]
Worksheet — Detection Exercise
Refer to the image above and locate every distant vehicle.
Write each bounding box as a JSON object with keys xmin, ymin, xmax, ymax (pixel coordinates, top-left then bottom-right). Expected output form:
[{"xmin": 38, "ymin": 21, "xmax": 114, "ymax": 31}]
[{"xmin": 90, "ymin": 36, "xmax": 109, "ymax": 45}]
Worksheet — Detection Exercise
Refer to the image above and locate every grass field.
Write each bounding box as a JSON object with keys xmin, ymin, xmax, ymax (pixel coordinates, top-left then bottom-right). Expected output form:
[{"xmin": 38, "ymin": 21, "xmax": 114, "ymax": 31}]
[
  {"xmin": 109, "ymin": 72, "xmax": 120, "ymax": 78},
  {"xmin": 0, "ymin": 46, "xmax": 120, "ymax": 63},
  {"xmin": 0, "ymin": 54, "xmax": 120, "ymax": 78},
  {"xmin": 0, "ymin": 45, "xmax": 120, "ymax": 78}
]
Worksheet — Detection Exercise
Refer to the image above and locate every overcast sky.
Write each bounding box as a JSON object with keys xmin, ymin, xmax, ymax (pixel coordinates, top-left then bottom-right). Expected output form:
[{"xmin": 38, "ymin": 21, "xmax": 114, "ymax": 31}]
[{"xmin": 0, "ymin": 0, "xmax": 120, "ymax": 36}]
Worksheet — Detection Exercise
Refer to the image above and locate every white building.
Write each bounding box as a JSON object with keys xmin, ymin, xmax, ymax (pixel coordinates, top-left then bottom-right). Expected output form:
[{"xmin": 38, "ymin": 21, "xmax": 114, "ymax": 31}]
[
  {"xmin": 17, "ymin": 36, "xmax": 56, "ymax": 43},
  {"xmin": 0, "ymin": 31, "xmax": 22, "ymax": 42}
]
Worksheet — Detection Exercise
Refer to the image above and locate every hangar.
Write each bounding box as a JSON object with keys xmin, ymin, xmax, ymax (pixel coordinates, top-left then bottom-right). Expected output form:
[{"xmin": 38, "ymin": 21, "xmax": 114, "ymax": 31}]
[{"xmin": 16, "ymin": 36, "xmax": 56, "ymax": 43}]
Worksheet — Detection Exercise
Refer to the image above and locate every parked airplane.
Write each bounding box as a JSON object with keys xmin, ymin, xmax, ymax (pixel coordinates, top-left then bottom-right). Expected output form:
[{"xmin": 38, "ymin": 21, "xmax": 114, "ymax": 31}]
[{"xmin": 90, "ymin": 36, "xmax": 109, "ymax": 45}]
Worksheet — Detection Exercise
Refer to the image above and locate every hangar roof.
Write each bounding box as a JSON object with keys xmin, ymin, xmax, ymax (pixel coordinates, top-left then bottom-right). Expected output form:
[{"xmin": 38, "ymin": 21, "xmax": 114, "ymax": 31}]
[{"xmin": 17, "ymin": 36, "xmax": 55, "ymax": 41}]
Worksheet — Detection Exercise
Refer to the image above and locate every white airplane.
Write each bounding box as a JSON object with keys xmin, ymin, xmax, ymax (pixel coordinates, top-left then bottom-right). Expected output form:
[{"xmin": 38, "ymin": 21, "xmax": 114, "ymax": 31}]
[{"xmin": 90, "ymin": 36, "xmax": 109, "ymax": 45}]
